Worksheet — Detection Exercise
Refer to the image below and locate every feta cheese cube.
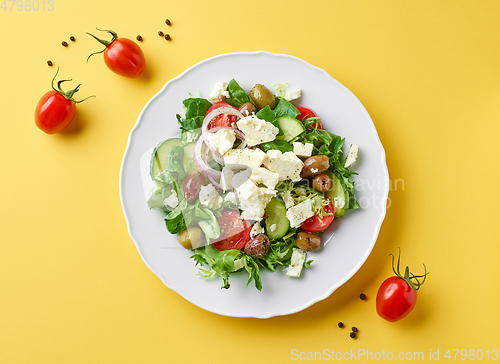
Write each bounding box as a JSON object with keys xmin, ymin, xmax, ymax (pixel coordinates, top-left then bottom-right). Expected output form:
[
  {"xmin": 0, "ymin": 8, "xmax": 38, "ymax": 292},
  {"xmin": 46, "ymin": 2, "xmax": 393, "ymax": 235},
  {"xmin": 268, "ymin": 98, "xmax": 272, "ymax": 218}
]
[
  {"xmin": 199, "ymin": 184, "xmax": 222, "ymax": 209},
  {"xmin": 344, "ymin": 144, "xmax": 359, "ymax": 168},
  {"xmin": 205, "ymin": 129, "xmax": 236, "ymax": 156},
  {"xmin": 285, "ymin": 89, "xmax": 302, "ymax": 102},
  {"xmin": 263, "ymin": 150, "xmax": 303, "ymax": 181},
  {"xmin": 250, "ymin": 222, "xmax": 264, "ymax": 239},
  {"xmin": 224, "ymin": 148, "xmax": 267, "ymax": 167},
  {"xmin": 163, "ymin": 189, "xmax": 178, "ymax": 209},
  {"xmin": 239, "ymin": 187, "xmax": 276, "ymax": 221},
  {"xmin": 246, "ymin": 166, "xmax": 279, "ymax": 190},
  {"xmin": 287, "ymin": 248, "xmax": 307, "ymax": 278},
  {"xmin": 220, "ymin": 167, "xmax": 234, "ymax": 191},
  {"xmin": 224, "ymin": 191, "xmax": 238, "ymax": 205},
  {"xmin": 236, "ymin": 115, "xmax": 279, "ymax": 146},
  {"xmin": 282, "ymin": 191, "xmax": 294, "ymax": 208},
  {"xmin": 286, "ymin": 198, "xmax": 314, "ymax": 228},
  {"xmin": 208, "ymin": 82, "xmax": 229, "ymax": 103},
  {"xmin": 292, "ymin": 142, "xmax": 313, "ymax": 157},
  {"xmin": 232, "ymin": 171, "xmax": 257, "ymax": 200}
]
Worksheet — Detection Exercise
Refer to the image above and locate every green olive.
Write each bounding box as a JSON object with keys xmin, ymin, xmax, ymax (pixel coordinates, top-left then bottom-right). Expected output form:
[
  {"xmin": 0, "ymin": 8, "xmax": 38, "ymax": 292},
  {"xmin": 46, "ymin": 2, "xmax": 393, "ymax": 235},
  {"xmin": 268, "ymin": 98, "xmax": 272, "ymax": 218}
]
[
  {"xmin": 178, "ymin": 227, "xmax": 203, "ymax": 250},
  {"xmin": 295, "ymin": 232, "xmax": 321, "ymax": 252},
  {"xmin": 249, "ymin": 84, "xmax": 276, "ymax": 110}
]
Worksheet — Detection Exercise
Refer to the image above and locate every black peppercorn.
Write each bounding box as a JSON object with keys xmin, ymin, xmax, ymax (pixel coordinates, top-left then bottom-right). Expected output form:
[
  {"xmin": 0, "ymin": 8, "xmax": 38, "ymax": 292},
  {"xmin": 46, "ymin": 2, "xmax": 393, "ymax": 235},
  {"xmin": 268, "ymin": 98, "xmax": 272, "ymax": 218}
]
[
  {"xmin": 350, "ymin": 332, "xmax": 356, "ymax": 339},
  {"xmin": 360, "ymin": 293, "xmax": 366, "ymax": 300},
  {"xmin": 351, "ymin": 326, "xmax": 358, "ymax": 332},
  {"xmin": 165, "ymin": 19, "xmax": 171, "ymax": 25},
  {"xmin": 158, "ymin": 31, "xmax": 164, "ymax": 37},
  {"xmin": 47, "ymin": 60, "xmax": 53, "ymax": 66},
  {"xmin": 70, "ymin": 36, "xmax": 75, "ymax": 42},
  {"xmin": 164, "ymin": 34, "xmax": 170, "ymax": 40},
  {"xmin": 337, "ymin": 322, "xmax": 344, "ymax": 328},
  {"xmin": 61, "ymin": 41, "xmax": 68, "ymax": 47},
  {"xmin": 136, "ymin": 35, "xmax": 143, "ymax": 41}
]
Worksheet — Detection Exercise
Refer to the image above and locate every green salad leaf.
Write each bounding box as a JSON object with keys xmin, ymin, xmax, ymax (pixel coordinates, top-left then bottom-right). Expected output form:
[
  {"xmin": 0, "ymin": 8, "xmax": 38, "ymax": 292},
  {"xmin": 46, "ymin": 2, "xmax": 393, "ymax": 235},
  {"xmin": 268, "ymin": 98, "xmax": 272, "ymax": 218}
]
[
  {"xmin": 273, "ymin": 98, "xmax": 300, "ymax": 119},
  {"xmin": 225, "ymin": 79, "xmax": 255, "ymax": 108},
  {"xmin": 259, "ymin": 140, "xmax": 293, "ymax": 153},
  {"xmin": 176, "ymin": 97, "xmax": 212, "ymax": 132}
]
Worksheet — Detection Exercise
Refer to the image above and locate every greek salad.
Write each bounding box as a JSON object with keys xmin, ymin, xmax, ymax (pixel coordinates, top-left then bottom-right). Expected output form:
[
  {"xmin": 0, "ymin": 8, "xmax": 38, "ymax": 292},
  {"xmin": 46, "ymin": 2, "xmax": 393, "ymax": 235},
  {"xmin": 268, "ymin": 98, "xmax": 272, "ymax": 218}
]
[{"xmin": 147, "ymin": 79, "xmax": 360, "ymax": 290}]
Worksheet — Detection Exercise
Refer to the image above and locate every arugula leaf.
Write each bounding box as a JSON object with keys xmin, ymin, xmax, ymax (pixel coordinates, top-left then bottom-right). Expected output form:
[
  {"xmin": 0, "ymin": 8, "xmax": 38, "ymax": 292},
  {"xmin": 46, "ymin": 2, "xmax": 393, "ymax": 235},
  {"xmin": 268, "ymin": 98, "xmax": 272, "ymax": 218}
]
[
  {"xmin": 176, "ymin": 98, "xmax": 212, "ymax": 132},
  {"xmin": 215, "ymin": 249, "xmax": 243, "ymax": 272},
  {"xmin": 244, "ymin": 256, "xmax": 262, "ymax": 291},
  {"xmin": 273, "ymin": 98, "xmax": 300, "ymax": 119},
  {"xmin": 259, "ymin": 140, "xmax": 293, "ymax": 153},
  {"xmin": 225, "ymin": 79, "xmax": 254, "ymax": 108}
]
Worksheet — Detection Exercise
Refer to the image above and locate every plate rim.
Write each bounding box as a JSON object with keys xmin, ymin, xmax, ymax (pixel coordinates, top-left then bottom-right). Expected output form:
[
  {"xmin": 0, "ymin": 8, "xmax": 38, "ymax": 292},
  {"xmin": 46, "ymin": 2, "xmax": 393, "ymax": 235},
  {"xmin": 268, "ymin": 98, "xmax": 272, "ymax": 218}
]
[{"xmin": 119, "ymin": 51, "xmax": 390, "ymax": 318}]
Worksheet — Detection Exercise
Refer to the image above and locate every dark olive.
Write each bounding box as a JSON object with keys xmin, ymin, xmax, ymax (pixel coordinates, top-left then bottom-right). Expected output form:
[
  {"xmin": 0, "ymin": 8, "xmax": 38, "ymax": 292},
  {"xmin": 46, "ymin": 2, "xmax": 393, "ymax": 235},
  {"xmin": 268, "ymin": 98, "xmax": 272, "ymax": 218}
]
[
  {"xmin": 249, "ymin": 84, "xmax": 276, "ymax": 110},
  {"xmin": 312, "ymin": 173, "xmax": 332, "ymax": 192},
  {"xmin": 295, "ymin": 232, "xmax": 321, "ymax": 252},
  {"xmin": 183, "ymin": 170, "xmax": 205, "ymax": 203},
  {"xmin": 239, "ymin": 102, "xmax": 257, "ymax": 116},
  {"xmin": 300, "ymin": 155, "xmax": 330, "ymax": 178},
  {"xmin": 244, "ymin": 234, "xmax": 270, "ymax": 258}
]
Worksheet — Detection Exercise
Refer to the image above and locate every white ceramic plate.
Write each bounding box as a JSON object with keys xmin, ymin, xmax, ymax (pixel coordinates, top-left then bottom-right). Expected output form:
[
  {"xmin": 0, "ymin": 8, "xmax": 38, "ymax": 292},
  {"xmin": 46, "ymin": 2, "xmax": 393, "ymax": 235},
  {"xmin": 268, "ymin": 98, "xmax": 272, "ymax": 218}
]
[{"xmin": 120, "ymin": 51, "xmax": 389, "ymax": 318}]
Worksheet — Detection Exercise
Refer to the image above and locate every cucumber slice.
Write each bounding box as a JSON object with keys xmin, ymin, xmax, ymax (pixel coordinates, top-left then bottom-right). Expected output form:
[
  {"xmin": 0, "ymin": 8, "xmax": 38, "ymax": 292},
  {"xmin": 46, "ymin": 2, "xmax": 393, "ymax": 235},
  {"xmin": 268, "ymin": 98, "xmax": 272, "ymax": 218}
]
[
  {"xmin": 264, "ymin": 197, "xmax": 290, "ymax": 240},
  {"xmin": 182, "ymin": 142, "xmax": 197, "ymax": 173},
  {"xmin": 325, "ymin": 171, "xmax": 347, "ymax": 217},
  {"xmin": 277, "ymin": 116, "xmax": 305, "ymax": 142},
  {"xmin": 149, "ymin": 138, "xmax": 182, "ymax": 179}
]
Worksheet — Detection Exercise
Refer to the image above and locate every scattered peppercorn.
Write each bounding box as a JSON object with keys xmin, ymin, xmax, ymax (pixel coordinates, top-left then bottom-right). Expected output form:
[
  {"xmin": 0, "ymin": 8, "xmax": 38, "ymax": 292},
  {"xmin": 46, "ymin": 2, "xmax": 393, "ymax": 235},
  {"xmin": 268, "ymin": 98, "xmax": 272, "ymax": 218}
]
[
  {"xmin": 158, "ymin": 31, "xmax": 164, "ymax": 37},
  {"xmin": 351, "ymin": 326, "xmax": 358, "ymax": 332},
  {"xmin": 360, "ymin": 293, "xmax": 367, "ymax": 300},
  {"xmin": 136, "ymin": 35, "xmax": 143, "ymax": 41},
  {"xmin": 61, "ymin": 41, "xmax": 68, "ymax": 47},
  {"xmin": 164, "ymin": 34, "xmax": 171, "ymax": 40},
  {"xmin": 350, "ymin": 332, "xmax": 357, "ymax": 339},
  {"xmin": 47, "ymin": 60, "xmax": 53, "ymax": 66},
  {"xmin": 165, "ymin": 19, "xmax": 171, "ymax": 25},
  {"xmin": 70, "ymin": 36, "xmax": 75, "ymax": 42},
  {"xmin": 337, "ymin": 322, "xmax": 344, "ymax": 328}
]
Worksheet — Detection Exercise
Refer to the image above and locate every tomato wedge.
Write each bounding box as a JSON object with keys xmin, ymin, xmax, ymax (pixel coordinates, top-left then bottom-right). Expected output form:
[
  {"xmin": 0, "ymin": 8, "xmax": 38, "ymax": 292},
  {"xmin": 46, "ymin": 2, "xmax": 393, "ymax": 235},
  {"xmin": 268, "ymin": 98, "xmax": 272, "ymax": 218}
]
[
  {"xmin": 300, "ymin": 200, "xmax": 334, "ymax": 233},
  {"xmin": 212, "ymin": 211, "xmax": 252, "ymax": 251},
  {"xmin": 297, "ymin": 106, "xmax": 322, "ymax": 129},
  {"xmin": 206, "ymin": 102, "xmax": 239, "ymax": 130}
]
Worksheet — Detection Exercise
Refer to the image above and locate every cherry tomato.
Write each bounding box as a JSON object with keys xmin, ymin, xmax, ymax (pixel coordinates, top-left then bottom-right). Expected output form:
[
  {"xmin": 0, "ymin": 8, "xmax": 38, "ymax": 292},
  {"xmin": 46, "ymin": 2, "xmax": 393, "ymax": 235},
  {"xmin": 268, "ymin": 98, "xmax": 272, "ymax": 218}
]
[
  {"xmin": 376, "ymin": 249, "xmax": 428, "ymax": 322},
  {"xmin": 34, "ymin": 68, "xmax": 93, "ymax": 134},
  {"xmin": 212, "ymin": 211, "xmax": 252, "ymax": 251},
  {"xmin": 300, "ymin": 200, "xmax": 334, "ymax": 233},
  {"xmin": 297, "ymin": 106, "xmax": 322, "ymax": 129},
  {"xmin": 205, "ymin": 102, "xmax": 239, "ymax": 129},
  {"xmin": 87, "ymin": 29, "xmax": 145, "ymax": 78}
]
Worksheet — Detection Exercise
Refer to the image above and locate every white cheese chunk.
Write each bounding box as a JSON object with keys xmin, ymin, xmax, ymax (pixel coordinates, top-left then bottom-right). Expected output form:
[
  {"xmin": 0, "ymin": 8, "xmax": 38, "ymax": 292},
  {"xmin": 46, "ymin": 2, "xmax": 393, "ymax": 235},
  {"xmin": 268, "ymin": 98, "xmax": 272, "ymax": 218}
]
[
  {"xmin": 236, "ymin": 115, "xmax": 279, "ymax": 146},
  {"xmin": 224, "ymin": 191, "xmax": 238, "ymax": 205},
  {"xmin": 220, "ymin": 167, "xmax": 234, "ymax": 191},
  {"xmin": 239, "ymin": 187, "xmax": 276, "ymax": 221},
  {"xmin": 208, "ymin": 82, "xmax": 229, "ymax": 103},
  {"xmin": 285, "ymin": 89, "xmax": 302, "ymax": 102},
  {"xmin": 282, "ymin": 191, "xmax": 294, "ymax": 208},
  {"xmin": 344, "ymin": 143, "xmax": 359, "ymax": 168},
  {"xmin": 263, "ymin": 150, "xmax": 303, "ymax": 181},
  {"xmin": 163, "ymin": 189, "xmax": 178, "ymax": 209},
  {"xmin": 292, "ymin": 142, "xmax": 313, "ymax": 157},
  {"xmin": 246, "ymin": 166, "xmax": 279, "ymax": 190},
  {"xmin": 287, "ymin": 248, "xmax": 307, "ymax": 278},
  {"xmin": 199, "ymin": 184, "xmax": 222, "ymax": 209},
  {"xmin": 232, "ymin": 171, "xmax": 257, "ymax": 200},
  {"xmin": 286, "ymin": 198, "xmax": 314, "ymax": 228},
  {"xmin": 224, "ymin": 148, "xmax": 267, "ymax": 167},
  {"xmin": 250, "ymin": 222, "xmax": 264, "ymax": 239},
  {"xmin": 205, "ymin": 129, "xmax": 236, "ymax": 156}
]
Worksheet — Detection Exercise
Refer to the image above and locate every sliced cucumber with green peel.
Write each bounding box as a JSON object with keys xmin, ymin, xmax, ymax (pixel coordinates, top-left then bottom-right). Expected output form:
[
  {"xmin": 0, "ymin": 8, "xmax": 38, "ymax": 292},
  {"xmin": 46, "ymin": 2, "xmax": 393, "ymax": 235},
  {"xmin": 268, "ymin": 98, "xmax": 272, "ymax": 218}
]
[
  {"xmin": 264, "ymin": 197, "xmax": 289, "ymax": 240},
  {"xmin": 149, "ymin": 138, "xmax": 182, "ymax": 179},
  {"xmin": 276, "ymin": 116, "xmax": 305, "ymax": 142},
  {"xmin": 326, "ymin": 171, "xmax": 347, "ymax": 217},
  {"xmin": 182, "ymin": 142, "xmax": 197, "ymax": 173}
]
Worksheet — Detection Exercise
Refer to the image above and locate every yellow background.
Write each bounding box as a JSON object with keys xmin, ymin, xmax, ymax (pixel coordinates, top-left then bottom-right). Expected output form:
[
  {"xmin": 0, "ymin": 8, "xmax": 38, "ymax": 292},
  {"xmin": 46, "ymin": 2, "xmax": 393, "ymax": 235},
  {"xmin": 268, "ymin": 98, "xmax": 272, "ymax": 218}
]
[{"xmin": 1, "ymin": 0, "xmax": 499, "ymax": 362}]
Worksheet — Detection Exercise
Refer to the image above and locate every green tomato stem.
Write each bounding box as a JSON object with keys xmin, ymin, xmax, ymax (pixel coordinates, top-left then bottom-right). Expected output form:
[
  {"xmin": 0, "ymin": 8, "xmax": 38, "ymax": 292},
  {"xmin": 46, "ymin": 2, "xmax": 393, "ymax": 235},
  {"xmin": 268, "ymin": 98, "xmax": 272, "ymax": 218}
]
[{"xmin": 390, "ymin": 247, "xmax": 428, "ymax": 291}]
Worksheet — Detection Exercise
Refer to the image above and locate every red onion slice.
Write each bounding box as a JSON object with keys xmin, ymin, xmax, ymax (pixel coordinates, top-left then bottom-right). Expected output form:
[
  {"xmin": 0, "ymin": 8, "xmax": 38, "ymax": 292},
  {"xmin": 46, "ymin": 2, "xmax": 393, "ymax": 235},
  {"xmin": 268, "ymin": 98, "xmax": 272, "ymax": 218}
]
[{"xmin": 193, "ymin": 137, "xmax": 222, "ymax": 179}]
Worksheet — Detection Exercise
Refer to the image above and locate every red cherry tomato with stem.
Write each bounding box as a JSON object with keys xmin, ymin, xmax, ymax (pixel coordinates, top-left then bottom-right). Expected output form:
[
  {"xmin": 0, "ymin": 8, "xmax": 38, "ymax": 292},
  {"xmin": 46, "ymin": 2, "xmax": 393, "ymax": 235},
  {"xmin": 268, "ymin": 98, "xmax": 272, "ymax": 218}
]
[
  {"xmin": 87, "ymin": 28, "xmax": 146, "ymax": 78},
  {"xmin": 300, "ymin": 200, "xmax": 334, "ymax": 233},
  {"xmin": 297, "ymin": 106, "xmax": 322, "ymax": 129},
  {"xmin": 212, "ymin": 211, "xmax": 252, "ymax": 251},
  {"xmin": 376, "ymin": 248, "xmax": 428, "ymax": 322},
  {"xmin": 206, "ymin": 102, "xmax": 239, "ymax": 129},
  {"xmin": 34, "ymin": 68, "xmax": 94, "ymax": 134}
]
